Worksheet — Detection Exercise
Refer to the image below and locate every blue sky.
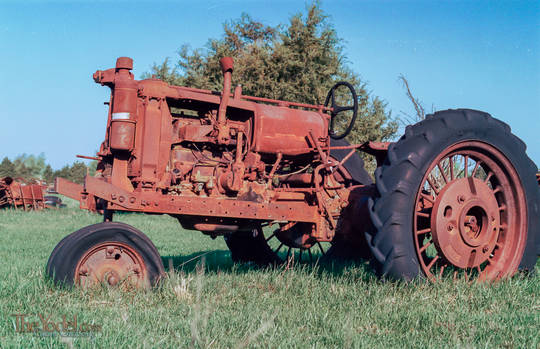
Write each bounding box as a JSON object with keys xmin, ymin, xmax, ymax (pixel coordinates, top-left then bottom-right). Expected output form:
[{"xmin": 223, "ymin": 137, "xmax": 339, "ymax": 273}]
[{"xmin": 1, "ymin": 0, "xmax": 538, "ymax": 169}]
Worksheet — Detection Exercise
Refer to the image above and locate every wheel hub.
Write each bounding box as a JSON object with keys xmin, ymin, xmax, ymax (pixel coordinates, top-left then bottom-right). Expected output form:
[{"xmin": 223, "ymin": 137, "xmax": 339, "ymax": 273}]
[
  {"xmin": 431, "ymin": 177, "xmax": 500, "ymax": 268},
  {"xmin": 75, "ymin": 242, "xmax": 146, "ymax": 288},
  {"xmin": 275, "ymin": 226, "xmax": 314, "ymax": 249}
]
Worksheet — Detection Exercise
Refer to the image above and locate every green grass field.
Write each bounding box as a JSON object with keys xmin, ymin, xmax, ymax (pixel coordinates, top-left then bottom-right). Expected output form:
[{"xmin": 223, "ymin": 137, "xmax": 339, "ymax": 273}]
[{"xmin": 0, "ymin": 207, "xmax": 538, "ymax": 348}]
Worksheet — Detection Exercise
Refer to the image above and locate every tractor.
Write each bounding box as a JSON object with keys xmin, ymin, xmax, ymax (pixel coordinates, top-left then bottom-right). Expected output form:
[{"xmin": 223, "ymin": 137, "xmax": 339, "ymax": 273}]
[{"xmin": 48, "ymin": 56, "xmax": 539, "ymax": 288}]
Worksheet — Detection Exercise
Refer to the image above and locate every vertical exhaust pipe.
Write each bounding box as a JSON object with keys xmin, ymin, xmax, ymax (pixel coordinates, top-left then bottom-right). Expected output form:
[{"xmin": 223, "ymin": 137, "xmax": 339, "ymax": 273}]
[{"xmin": 217, "ymin": 57, "xmax": 234, "ymax": 143}]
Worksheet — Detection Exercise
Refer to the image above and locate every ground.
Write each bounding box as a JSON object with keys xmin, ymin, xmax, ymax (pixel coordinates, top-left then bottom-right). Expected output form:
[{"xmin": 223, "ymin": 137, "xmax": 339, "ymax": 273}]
[{"xmin": 0, "ymin": 205, "xmax": 538, "ymax": 348}]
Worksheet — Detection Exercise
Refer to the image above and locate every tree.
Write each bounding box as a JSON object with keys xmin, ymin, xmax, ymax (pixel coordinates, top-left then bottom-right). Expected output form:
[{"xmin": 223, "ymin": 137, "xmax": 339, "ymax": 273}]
[
  {"xmin": 145, "ymin": 3, "xmax": 397, "ymax": 172},
  {"xmin": 67, "ymin": 162, "xmax": 88, "ymax": 185},
  {"xmin": 42, "ymin": 164, "xmax": 54, "ymax": 184},
  {"xmin": 0, "ymin": 157, "xmax": 15, "ymax": 178}
]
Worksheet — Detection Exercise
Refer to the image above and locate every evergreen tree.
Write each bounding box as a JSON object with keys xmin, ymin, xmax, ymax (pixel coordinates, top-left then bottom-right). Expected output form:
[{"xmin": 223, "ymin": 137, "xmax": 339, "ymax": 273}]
[
  {"xmin": 53, "ymin": 165, "xmax": 71, "ymax": 182},
  {"xmin": 12, "ymin": 156, "xmax": 33, "ymax": 179},
  {"xmin": 43, "ymin": 164, "xmax": 54, "ymax": 184},
  {"xmin": 0, "ymin": 157, "xmax": 15, "ymax": 178},
  {"xmin": 145, "ymin": 3, "xmax": 398, "ymax": 171},
  {"xmin": 68, "ymin": 162, "xmax": 88, "ymax": 184}
]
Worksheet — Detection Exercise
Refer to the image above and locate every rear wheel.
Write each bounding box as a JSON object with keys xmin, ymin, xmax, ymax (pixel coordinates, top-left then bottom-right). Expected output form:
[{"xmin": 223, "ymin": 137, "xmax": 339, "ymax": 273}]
[
  {"xmin": 224, "ymin": 227, "xmax": 280, "ymax": 266},
  {"xmin": 367, "ymin": 109, "xmax": 539, "ymax": 281},
  {"xmin": 46, "ymin": 222, "xmax": 165, "ymax": 288},
  {"xmin": 224, "ymin": 225, "xmax": 326, "ymax": 266}
]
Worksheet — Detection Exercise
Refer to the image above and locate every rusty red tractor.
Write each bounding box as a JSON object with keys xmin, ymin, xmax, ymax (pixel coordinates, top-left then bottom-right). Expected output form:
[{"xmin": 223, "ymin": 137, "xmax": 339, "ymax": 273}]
[{"xmin": 47, "ymin": 57, "xmax": 539, "ymax": 288}]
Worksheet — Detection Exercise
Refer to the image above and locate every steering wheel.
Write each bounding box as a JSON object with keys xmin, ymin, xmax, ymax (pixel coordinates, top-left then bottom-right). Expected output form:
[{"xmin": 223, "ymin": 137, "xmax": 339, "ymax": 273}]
[{"xmin": 324, "ymin": 81, "xmax": 358, "ymax": 140}]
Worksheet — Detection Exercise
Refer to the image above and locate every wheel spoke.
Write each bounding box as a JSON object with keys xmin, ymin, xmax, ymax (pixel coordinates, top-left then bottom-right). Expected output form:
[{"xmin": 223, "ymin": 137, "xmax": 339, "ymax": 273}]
[
  {"xmin": 308, "ymin": 248, "xmax": 313, "ymax": 262},
  {"xmin": 286, "ymin": 247, "xmax": 292, "ymax": 260},
  {"xmin": 421, "ymin": 193, "xmax": 435, "ymax": 204},
  {"xmin": 317, "ymin": 242, "xmax": 325, "ymax": 255},
  {"xmin": 449, "ymin": 156, "xmax": 455, "ymax": 180},
  {"xmin": 464, "ymin": 155, "xmax": 469, "ymax": 177},
  {"xmin": 426, "ymin": 255, "xmax": 440, "ymax": 270},
  {"xmin": 426, "ymin": 177, "xmax": 440, "ymax": 195},
  {"xmin": 437, "ymin": 162, "xmax": 449, "ymax": 184},
  {"xmin": 438, "ymin": 264, "xmax": 446, "ymax": 279},
  {"xmin": 484, "ymin": 171, "xmax": 493, "ymax": 184},
  {"xmin": 416, "ymin": 228, "xmax": 431, "ymax": 235},
  {"xmin": 419, "ymin": 240, "xmax": 432, "ymax": 253},
  {"xmin": 471, "ymin": 161, "xmax": 481, "ymax": 177},
  {"xmin": 417, "ymin": 211, "xmax": 430, "ymax": 218},
  {"xmin": 298, "ymin": 249, "xmax": 303, "ymax": 263}
]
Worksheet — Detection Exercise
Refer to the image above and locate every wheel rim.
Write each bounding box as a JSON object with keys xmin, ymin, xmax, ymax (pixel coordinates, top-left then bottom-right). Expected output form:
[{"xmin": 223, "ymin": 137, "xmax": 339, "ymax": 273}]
[
  {"xmin": 75, "ymin": 242, "xmax": 148, "ymax": 288},
  {"xmin": 413, "ymin": 141, "xmax": 527, "ymax": 281}
]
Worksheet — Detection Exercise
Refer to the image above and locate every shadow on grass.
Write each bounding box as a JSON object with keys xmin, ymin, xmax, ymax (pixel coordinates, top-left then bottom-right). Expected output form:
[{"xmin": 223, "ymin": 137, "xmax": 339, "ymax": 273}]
[{"xmin": 161, "ymin": 250, "xmax": 376, "ymax": 282}]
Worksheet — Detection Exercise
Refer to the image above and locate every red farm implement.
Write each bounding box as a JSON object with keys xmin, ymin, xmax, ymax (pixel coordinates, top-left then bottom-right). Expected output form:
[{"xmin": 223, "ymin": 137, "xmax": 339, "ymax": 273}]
[
  {"xmin": 47, "ymin": 57, "xmax": 539, "ymax": 289},
  {"xmin": 0, "ymin": 177, "xmax": 45, "ymax": 210}
]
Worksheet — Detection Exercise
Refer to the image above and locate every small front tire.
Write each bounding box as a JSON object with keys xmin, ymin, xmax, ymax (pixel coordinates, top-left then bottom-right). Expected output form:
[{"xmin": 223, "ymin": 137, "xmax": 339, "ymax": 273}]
[{"xmin": 46, "ymin": 222, "xmax": 165, "ymax": 288}]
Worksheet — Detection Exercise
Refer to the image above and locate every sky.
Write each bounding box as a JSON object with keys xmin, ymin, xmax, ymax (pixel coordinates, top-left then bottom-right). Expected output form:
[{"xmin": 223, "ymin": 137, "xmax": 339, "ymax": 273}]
[{"xmin": 1, "ymin": 0, "xmax": 539, "ymax": 170}]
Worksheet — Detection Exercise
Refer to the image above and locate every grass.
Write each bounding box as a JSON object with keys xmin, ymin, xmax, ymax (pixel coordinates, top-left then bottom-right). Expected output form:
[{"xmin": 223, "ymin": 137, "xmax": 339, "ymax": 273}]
[{"xmin": 0, "ymin": 208, "xmax": 539, "ymax": 348}]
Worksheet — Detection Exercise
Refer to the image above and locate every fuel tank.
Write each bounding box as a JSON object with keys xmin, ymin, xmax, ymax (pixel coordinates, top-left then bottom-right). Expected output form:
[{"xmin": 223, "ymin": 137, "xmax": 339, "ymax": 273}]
[{"xmin": 251, "ymin": 103, "xmax": 328, "ymax": 156}]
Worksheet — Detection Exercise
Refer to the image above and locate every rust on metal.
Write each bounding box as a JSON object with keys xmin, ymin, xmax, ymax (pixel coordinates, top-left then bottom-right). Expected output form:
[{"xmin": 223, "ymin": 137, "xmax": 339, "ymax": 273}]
[
  {"xmin": 45, "ymin": 55, "xmax": 540, "ymax": 287},
  {"xmin": 75, "ymin": 241, "xmax": 148, "ymax": 288},
  {"xmin": 0, "ymin": 177, "xmax": 45, "ymax": 210},
  {"xmin": 413, "ymin": 141, "xmax": 528, "ymax": 281},
  {"xmin": 62, "ymin": 56, "xmax": 373, "ymax": 243}
]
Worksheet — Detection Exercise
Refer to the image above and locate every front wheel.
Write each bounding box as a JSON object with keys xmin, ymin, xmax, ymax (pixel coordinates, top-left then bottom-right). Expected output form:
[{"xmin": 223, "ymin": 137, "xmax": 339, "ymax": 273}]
[
  {"xmin": 46, "ymin": 222, "xmax": 165, "ymax": 288},
  {"xmin": 367, "ymin": 109, "xmax": 539, "ymax": 281}
]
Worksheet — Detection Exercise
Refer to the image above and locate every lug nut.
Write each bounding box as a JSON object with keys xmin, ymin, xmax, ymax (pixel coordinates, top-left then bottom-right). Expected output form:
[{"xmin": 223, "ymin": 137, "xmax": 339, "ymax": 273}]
[
  {"xmin": 457, "ymin": 195, "xmax": 465, "ymax": 204},
  {"xmin": 107, "ymin": 246, "xmax": 114, "ymax": 254},
  {"xmin": 447, "ymin": 224, "xmax": 454, "ymax": 231}
]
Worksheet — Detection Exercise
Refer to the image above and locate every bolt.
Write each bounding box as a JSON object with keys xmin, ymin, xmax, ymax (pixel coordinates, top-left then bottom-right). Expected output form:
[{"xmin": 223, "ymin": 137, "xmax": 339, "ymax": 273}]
[
  {"xmin": 447, "ymin": 224, "xmax": 454, "ymax": 231},
  {"xmin": 132, "ymin": 266, "xmax": 141, "ymax": 274},
  {"xmin": 107, "ymin": 275, "xmax": 118, "ymax": 286},
  {"xmin": 457, "ymin": 195, "xmax": 465, "ymax": 204},
  {"xmin": 111, "ymin": 194, "xmax": 117, "ymax": 200},
  {"xmin": 119, "ymin": 196, "xmax": 125, "ymax": 203},
  {"xmin": 482, "ymin": 245, "xmax": 489, "ymax": 253},
  {"xmin": 129, "ymin": 197, "xmax": 136, "ymax": 204},
  {"xmin": 79, "ymin": 266, "xmax": 88, "ymax": 275},
  {"xmin": 107, "ymin": 246, "xmax": 114, "ymax": 255}
]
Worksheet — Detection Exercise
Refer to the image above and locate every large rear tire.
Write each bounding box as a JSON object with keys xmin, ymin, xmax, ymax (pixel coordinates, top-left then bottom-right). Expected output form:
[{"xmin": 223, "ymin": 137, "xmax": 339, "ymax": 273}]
[{"xmin": 367, "ymin": 109, "xmax": 539, "ymax": 281}]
